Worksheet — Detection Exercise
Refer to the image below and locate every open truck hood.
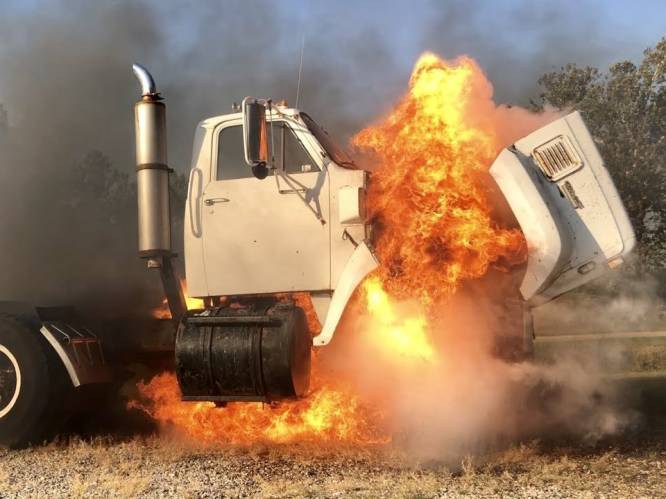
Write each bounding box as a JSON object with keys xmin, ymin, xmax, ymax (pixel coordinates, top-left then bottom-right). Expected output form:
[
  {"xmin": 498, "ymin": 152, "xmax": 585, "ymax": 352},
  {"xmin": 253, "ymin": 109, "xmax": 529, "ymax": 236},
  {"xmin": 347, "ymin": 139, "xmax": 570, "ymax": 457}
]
[{"xmin": 490, "ymin": 111, "xmax": 635, "ymax": 306}]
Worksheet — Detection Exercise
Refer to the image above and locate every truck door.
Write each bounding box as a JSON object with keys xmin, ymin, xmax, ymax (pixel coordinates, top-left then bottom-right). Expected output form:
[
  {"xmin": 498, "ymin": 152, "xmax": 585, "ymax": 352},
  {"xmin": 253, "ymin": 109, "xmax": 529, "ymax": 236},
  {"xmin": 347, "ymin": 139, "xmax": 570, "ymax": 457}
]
[{"xmin": 201, "ymin": 119, "xmax": 330, "ymax": 296}]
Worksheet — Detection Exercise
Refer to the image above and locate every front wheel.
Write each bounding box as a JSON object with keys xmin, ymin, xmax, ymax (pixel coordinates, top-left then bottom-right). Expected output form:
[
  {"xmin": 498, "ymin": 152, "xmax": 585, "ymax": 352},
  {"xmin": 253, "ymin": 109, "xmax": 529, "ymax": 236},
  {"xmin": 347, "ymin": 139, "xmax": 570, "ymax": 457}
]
[{"xmin": 0, "ymin": 317, "xmax": 71, "ymax": 448}]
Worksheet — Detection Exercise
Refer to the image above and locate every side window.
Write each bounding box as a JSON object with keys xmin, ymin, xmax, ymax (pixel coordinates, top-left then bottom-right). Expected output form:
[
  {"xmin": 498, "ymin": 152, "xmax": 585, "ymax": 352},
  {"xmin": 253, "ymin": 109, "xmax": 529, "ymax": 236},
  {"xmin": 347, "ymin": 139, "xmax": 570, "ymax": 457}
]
[
  {"xmin": 271, "ymin": 122, "xmax": 320, "ymax": 174},
  {"xmin": 216, "ymin": 125, "xmax": 253, "ymax": 181},
  {"xmin": 216, "ymin": 122, "xmax": 319, "ymax": 181}
]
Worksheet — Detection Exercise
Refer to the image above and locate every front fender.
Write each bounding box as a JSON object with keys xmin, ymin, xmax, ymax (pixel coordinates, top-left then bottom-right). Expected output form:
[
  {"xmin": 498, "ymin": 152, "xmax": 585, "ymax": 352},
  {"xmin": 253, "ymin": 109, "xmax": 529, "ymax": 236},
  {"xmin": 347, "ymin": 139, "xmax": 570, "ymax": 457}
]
[{"xmin": 313, "ymin": 241, "xmax": 378, "ymax": 346}]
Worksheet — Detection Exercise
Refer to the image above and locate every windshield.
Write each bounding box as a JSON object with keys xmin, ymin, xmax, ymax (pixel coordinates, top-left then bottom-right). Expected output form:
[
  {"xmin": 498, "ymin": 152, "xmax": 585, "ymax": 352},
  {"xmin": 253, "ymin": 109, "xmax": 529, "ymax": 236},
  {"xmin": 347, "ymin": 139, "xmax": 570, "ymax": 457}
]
[{"xmin": 301, "ymin": 113, "xmax": 356, "ymax": 168}]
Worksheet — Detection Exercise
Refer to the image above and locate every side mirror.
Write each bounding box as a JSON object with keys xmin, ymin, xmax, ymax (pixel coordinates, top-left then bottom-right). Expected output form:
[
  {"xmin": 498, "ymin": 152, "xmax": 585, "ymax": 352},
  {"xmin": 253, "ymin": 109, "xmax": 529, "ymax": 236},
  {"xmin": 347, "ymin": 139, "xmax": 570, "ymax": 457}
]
[{"xmin": 242, "ymin": 97, "xmax": 269, "ymax": 167}]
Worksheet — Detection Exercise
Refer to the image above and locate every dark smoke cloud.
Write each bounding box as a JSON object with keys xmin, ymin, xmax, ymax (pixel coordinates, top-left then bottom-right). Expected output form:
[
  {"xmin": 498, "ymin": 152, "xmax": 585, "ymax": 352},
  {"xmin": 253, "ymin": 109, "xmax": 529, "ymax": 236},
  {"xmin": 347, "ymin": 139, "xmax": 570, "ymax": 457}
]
[
  {"xmin": 419, "ymin": 0, "xmax": 641, "ymax": 104},
  {"xmin": 0, "ymin": 0, "xmax": 403, "ymax": 313},
  {"xmin": 0, "ymin": 2, "xmax": 165, "ymax": 313},
  {"xmin": 0, "ymin": 0, "xmax": 654, "ymax": 312}
]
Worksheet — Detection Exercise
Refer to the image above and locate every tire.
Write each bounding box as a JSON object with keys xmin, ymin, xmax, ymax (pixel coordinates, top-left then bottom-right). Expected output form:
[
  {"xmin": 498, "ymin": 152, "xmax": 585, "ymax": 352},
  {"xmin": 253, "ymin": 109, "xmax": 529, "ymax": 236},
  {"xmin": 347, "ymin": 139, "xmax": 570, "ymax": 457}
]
[{"xmin": 0, "ymin": 317, "xmax": 71, "ymax": 448}]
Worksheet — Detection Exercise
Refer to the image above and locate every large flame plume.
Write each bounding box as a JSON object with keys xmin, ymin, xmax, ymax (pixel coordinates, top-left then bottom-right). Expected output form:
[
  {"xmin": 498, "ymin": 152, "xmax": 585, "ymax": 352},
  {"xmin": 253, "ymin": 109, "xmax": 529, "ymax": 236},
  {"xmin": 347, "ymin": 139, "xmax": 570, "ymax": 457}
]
[
  {"xmin": 354, "ymin": 52, "xmax": 526, "ymax": 307},
  {"xmin": 132, "ymin": 52, "xmax": 553, "ymax": 447}
]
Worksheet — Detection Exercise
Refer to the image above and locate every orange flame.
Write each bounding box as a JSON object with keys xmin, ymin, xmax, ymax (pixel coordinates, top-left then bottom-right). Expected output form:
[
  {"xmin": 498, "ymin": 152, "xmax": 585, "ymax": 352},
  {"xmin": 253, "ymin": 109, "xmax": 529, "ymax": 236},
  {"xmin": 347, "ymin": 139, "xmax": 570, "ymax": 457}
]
[
  {"xmin": 362, "ymin": 276, "xmax": 437, "ymax": 363},
  {"xmin": 354, "ymin": 52, "xmax": 526, "ymax": 307},
  {"xmin": 131, "ymin": 370, "xmax": 389, "ymax": 445},
  {"xmin": 134, "ymin": 52, "xmax": 531, "ymax": 446},
  {"xmin": 152, "ymin": 280, "xmax": 204, "ymax": 319}
]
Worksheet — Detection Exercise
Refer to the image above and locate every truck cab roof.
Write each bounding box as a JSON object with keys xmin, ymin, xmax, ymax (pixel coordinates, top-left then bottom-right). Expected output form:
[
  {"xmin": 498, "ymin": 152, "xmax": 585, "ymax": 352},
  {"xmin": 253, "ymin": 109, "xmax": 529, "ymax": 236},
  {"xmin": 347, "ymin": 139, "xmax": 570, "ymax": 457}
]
[{"xmin": 198, "ymin": 105, "xmax": 303, "ymax": 130}]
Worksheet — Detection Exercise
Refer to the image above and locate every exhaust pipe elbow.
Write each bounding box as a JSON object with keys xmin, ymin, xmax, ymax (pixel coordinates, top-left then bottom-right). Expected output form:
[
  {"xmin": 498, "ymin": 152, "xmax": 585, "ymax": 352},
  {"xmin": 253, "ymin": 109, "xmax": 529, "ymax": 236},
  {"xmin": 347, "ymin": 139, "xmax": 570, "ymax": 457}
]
[{"xmin": 132, "ymin": 63, "xmax": 158, "ymax": 97}]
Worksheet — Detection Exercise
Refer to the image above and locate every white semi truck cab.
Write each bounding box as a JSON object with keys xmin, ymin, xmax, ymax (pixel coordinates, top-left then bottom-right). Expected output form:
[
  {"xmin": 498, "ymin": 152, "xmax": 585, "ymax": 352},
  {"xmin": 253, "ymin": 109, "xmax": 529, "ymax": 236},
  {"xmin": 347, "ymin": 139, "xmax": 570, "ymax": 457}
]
[
  {"xmin": 133, "ymin": 64, "xmax": 640, "ymax": 404},
  {"xmin": 0, "ymin": 63, "xmax": 635, "ymax": 448},
  {"xmin": 183, "ymin": 104, "xmax": 371, "ymax": 349}
]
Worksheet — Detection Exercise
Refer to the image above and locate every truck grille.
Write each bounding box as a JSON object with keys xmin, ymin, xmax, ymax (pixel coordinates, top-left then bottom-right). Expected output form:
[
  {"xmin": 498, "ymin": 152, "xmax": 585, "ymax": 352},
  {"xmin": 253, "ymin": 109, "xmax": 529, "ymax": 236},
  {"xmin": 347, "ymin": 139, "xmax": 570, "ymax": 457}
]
[{"xmin": 532, "ymin": 136, "xmax": 582, "ymax": 181}]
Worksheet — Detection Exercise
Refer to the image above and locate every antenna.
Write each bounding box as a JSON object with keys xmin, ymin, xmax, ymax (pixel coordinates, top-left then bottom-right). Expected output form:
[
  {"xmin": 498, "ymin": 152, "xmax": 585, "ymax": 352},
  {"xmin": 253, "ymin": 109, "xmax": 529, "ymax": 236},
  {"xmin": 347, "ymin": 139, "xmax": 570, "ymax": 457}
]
[{"xmin": 295, "ymin": 35, "xmax": 305, "ymax": 109}]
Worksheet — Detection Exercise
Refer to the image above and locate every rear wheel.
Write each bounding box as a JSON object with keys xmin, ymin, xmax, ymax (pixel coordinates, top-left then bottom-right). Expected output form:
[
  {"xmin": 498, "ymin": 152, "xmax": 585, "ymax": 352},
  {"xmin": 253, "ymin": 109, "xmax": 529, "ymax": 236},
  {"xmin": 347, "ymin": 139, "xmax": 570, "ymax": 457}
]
[
  {"xmin": 0, "ymin": 317, "xmax": 71, "ymax": 448},
  {"xmin": 0, "ymin": 345, "xmax": 21, "ymax": 419}
]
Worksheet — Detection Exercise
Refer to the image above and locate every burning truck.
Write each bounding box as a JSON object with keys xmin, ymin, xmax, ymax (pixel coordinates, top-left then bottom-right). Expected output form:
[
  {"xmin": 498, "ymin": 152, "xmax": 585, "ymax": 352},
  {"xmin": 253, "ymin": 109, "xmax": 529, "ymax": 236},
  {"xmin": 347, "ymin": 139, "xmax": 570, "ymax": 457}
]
[{"xmin": 0, "ymin": 57, "xmax": 635, "ymax": 448}]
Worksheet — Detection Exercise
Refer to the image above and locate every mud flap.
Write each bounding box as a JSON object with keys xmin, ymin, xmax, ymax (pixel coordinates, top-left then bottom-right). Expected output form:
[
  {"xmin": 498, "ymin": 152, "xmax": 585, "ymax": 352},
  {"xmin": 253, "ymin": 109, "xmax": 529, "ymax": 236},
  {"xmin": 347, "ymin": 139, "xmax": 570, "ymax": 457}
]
[{"xmin": 36, "ymin": 307, "xmax": 110, "ymax": 387}]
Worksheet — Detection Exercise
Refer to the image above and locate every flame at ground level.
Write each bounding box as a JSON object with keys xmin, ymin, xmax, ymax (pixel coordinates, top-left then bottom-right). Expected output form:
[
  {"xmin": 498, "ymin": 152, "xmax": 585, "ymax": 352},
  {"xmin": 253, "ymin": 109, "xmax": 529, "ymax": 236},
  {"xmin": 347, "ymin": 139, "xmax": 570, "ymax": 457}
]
[{"xmin": 131, "ymin": 371, "xmax": 389, "ymax": 446}]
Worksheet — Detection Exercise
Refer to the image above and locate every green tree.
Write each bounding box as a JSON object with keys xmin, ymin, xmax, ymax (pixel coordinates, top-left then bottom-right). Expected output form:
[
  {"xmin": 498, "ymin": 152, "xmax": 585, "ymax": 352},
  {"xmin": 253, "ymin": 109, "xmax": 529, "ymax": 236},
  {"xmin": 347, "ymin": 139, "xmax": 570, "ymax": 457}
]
[{"xmin": 533, "ymin": 38, "xmax": 666, "ymax": 275}]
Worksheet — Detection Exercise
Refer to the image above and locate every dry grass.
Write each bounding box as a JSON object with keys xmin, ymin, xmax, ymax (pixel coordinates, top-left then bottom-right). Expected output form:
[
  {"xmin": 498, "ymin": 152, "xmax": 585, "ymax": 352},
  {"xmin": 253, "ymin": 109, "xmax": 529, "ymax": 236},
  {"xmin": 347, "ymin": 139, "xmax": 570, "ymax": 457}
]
[
  {"xmin": 0, "ymin": 468, "xmax": 9, "ymax": 493},
  {"xmin": 67, "ymin": 463, "xmax": 152, "ymax": 498},
  {"xmin": 634, "ymin": 344, "xmax": 666, "ymax": 371},
  {"xmin": 0, "ymin": 431, "xmax": 665, "ymax": 498}
]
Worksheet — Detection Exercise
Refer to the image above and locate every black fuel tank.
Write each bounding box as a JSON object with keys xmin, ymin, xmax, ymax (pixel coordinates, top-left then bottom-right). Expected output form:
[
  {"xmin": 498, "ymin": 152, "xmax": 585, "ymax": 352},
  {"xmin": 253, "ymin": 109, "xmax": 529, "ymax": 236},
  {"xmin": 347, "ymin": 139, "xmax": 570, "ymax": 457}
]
[{"xmin": 175, "ymin": 304, "xmax": 311, "ymax": 402}]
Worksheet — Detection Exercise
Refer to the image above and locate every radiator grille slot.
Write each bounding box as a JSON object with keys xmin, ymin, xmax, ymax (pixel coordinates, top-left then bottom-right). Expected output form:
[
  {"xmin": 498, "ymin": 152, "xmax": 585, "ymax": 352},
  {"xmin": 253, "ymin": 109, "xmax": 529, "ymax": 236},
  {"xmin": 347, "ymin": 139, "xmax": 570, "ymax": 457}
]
[{"xmin": 532, "ymin": 136, "xmax": 582, "ymax": 181}]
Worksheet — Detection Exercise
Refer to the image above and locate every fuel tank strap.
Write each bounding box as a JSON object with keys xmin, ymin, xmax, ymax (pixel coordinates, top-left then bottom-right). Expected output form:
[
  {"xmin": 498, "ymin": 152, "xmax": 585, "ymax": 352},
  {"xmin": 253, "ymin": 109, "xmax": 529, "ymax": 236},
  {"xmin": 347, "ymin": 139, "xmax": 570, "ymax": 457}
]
[{"xmin": 186, "ymin": 315, "xmax": 281, "ymax": 326}]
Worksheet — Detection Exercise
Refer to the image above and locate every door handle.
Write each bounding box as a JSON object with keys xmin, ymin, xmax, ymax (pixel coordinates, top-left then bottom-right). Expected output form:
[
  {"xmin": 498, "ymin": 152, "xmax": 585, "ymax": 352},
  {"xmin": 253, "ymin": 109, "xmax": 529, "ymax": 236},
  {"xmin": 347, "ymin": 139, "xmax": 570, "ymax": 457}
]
[
  {"xmin": 278, "ymin": 188, "xmax": 307, "ymax": 194},
  {"xmin": 204, "ymin": 197, "xmax": 230, "ymax": 206}
]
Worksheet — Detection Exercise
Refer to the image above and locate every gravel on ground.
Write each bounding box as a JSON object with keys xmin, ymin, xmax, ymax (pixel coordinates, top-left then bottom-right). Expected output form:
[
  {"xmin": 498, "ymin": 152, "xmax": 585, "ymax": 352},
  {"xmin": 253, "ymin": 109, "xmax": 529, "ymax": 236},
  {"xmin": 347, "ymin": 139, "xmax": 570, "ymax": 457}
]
[{"xmin": 1, "ymin": 426, "xmax": 665, "ymax": 498}]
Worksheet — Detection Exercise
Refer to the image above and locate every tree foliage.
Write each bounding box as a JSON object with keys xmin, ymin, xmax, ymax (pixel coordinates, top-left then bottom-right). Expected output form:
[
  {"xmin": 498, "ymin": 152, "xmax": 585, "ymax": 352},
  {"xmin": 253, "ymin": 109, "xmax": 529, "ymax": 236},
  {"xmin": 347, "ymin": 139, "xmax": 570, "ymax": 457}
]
[{"xmin": 533, "ymin": 38, "xmax": 666, "ymax": 274}]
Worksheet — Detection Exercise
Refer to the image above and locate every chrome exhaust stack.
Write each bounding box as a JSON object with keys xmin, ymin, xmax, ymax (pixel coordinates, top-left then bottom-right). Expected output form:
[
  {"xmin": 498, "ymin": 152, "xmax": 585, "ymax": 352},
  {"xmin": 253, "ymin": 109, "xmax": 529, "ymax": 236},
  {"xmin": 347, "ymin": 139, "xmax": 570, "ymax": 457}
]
[
  {"xmin": 132, "ymin": 63, "xmax": 186, "ymax": 323},
  {"xmin": 133, "ymin": 63, "xmax": 170, "ymax": 258}
]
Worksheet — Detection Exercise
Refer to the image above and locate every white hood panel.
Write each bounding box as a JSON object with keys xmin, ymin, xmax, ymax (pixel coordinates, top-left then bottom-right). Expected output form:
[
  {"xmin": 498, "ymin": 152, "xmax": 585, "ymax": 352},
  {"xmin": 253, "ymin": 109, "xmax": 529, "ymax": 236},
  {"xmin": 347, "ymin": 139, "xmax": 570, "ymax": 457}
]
[{"xmin": 490, "ymin": 112, "xmax": 635, "ymax": 305}]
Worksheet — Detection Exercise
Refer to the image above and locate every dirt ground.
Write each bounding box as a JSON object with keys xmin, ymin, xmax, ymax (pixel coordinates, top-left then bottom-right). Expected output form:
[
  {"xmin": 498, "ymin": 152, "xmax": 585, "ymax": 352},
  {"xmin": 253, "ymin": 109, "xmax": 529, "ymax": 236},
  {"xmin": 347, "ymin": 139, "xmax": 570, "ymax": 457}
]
[{"xmin": 0, "ymin": 419, "xmax": 665, "ymax": 498}]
